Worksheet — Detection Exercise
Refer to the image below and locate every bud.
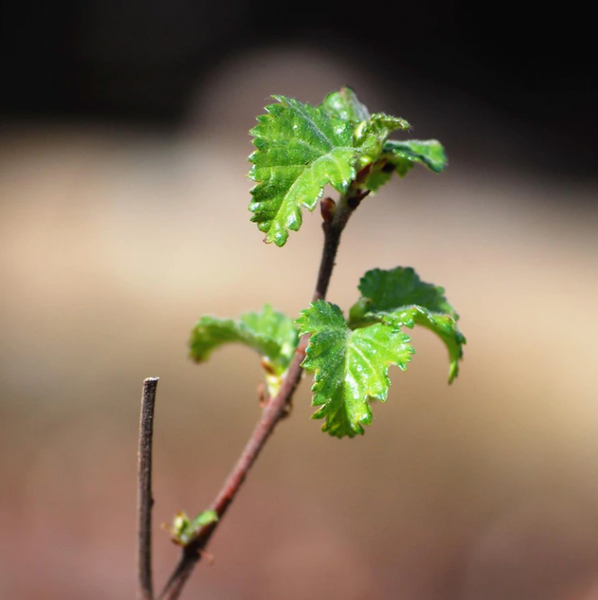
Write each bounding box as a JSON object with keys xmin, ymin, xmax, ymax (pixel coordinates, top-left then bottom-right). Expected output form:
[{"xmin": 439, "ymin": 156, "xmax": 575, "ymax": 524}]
[{"xmin": 320, "ymin": 197, "xmax": 336, "ymax": 223}]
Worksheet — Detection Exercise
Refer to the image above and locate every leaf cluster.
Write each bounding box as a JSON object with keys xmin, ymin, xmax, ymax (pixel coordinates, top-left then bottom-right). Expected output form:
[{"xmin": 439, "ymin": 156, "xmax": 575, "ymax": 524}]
[
  {"xmin": 190, "ymin": 266, "xmax": 465, "ymax": 438},
  {"xmin": 188, "ymin": 88, "xmax": 464, "ymax": 439},
  {"xmin": 248, "ymin": 87, "xmax": 447, "ymax": 246}
]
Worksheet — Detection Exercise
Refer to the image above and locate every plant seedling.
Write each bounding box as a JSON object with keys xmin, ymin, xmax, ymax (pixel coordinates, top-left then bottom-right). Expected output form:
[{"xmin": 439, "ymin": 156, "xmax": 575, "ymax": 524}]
[{"xmin": 136, "ymin": 86, "xmax": 466, "ymax": 600}]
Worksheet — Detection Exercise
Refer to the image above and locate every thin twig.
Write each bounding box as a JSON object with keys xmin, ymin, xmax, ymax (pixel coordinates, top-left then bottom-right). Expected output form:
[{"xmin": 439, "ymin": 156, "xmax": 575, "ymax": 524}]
[
  {"xmin": 159, "ymin": 195, "xmax": 360, "ymax": 600},
  {"xmin": 158, "ymin": 338, "xmax": 308, "ymax": 600},
  {"xmin": 138, "ymin": 377, "xmax": 159, "ymax": 600}
]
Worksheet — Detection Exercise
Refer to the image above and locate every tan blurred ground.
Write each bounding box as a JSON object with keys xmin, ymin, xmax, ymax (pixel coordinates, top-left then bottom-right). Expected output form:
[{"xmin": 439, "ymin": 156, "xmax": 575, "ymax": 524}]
[{"xmin": 1, "ymin": 47, "xmax": 598, "ymax": 600}]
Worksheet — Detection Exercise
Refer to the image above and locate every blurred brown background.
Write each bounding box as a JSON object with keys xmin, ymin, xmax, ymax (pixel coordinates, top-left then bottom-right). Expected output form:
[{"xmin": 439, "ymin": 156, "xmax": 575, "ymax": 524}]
[{"xmin": 1, "ymin": 4, "xmax": 598, "ymax": 600}]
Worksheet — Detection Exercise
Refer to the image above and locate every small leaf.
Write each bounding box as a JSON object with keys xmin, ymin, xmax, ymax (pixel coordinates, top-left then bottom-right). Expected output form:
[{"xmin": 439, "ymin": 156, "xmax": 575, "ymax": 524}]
[
  {"xmin": 362, "ymin": 160, "xmax": 395, "ymax": 192},
  {"xmin": 249, "ymin": 95, "xmax": 356, "ymax": 246},
  {"xmin": 353, "ymin": 267, "xmax": 457, "ymax": 317},
  {"xmin": 383, "ymin": 139, "xmax": 448, "ymax": 173},
  {"xmin": 322, "ymin": 86, "xmax": 370, "ymax": 124},
  {"xmin": 166, "ymin": 510, "xmax": 218, "ymax": 546},
  {"xmin": 189, "ymin": 304, "xmax": 298, "ymax": 396},
  {"xmin": 348, "ymin": 267, "xmax": 465, "ymax": 382},
  {"xmin": 297, "ymin": 300, "xmax": 414, "ymax": 438},
  {"xmin": 354, "ymin": 113, "xmax": 411, "ymax": 167},
  {"xmin": 322, "ymin": 90, "xmax": 409, "ymax": 167},
  {"xmin": 192, "ymin": 509, "xmax": 218, "ymax": 528}
]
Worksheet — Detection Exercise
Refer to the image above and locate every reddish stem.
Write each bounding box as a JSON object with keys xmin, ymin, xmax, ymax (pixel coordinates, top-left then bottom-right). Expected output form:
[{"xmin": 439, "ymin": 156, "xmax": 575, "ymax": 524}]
[{"xmin": 158, "ymin": 197, "xmax": 358, "ymax": 600}]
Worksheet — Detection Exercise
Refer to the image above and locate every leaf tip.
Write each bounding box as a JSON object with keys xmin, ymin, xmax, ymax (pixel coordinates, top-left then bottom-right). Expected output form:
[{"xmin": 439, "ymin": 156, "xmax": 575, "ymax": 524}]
[{"xmin": 448, "ymin": 363, "xmax": 459, "ymax": 384}]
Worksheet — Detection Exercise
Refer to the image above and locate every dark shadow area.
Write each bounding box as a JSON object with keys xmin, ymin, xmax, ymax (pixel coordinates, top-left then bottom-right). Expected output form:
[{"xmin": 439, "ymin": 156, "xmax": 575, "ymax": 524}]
[{"xmin": 1, "ymin": 0, "xmax": 596, "ymax": 180}]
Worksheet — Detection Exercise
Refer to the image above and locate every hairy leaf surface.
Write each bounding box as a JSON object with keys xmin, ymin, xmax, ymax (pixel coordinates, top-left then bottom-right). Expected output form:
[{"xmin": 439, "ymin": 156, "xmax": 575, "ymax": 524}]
[{"xmin": 297, "ymin": 300, "xmax": 413, "ymax": 438}]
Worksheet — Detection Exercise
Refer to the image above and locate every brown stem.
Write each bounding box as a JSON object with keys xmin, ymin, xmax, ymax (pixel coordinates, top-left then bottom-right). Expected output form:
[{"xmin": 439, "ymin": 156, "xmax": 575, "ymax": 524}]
[
  {"xmin": 314, "ymin": 197, "xmax": 355, "ymax": 302},
  {"xmin": 159, "ymin": 196, "xmax": 359, "ymax": 600},
  {"xmin": 138, "ymin": 377, "xmax": 159, "ymax": 600},
  {"xmin": 158, "ymin": 340, "xmax": 307, "ymax": 600}
]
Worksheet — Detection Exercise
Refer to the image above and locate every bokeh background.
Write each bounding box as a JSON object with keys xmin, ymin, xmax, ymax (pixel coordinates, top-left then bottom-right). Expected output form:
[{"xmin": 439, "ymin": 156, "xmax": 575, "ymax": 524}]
[{"xmin": 1, "ymin": 3, "xmax": 597, "ymax": 600}]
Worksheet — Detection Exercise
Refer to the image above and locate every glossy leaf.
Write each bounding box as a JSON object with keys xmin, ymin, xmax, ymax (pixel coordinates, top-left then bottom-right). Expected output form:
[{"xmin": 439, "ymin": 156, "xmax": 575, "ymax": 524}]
[
  {"xmin": 248, "ymin": 95, "xmax": 356, "ymax": 246},
  {"xmin": 248, "ymin": 89, "xmax": 429, "ymax": 246},
  {"xmin": 348, "ymin": 267, "xmax": 465, "ymax": 382},
  {"xmin": 297, "ymin": 300, "xmax": 414, "ymax": 438},
  {"xmin": 354, "ymin": 113, "xmax": 411, "ymax": 167},
  {"xmin": 189, "ymin": 304, "xmax": 298, "ymax": 396},
  {"xmin": 322, "ymin": 86, "xmax": 370, "ymax": 124},
  {"xmin": 383, "ymin": 139, "xmax": 448, "ymax": 174}
]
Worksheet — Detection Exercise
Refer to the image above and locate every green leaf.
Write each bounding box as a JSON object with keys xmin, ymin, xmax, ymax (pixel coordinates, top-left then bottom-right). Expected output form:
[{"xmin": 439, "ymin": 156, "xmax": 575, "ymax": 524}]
[
  {"xmin": 189, "ymin": 304, "xmax": 298, "ymax": 396},
  {"xmin": 192, "ymin": 509, "xmax": 218, "ymax": 528},
  {"xmin": 322, "ymin": 86, "xmax": 370, "ymax": 124},
  {"xmin": 354, "ymin": 113, "xmax": 411, "ymax": 167},
  {"xmin": 321, "ymin": 89, "xmax": 410, "ymax": 157},
  {"xmin": 321, "ymin": 89, "xmax": 410, "ymax": 169},
  {"xmin": 167, "ymin": 509, "xmax": 218, "ymax": 546},
  {"xmin": 348, "ymin": 267, "xmax": 465, "ymax": 382},
  {"xmin": 248, "ymin": 90, "xmax": 448, "ymax": 245},
  {"xmin": 248, "ymin": 95, "xmax": 357, "ymax": 246},
  {"xmin": 361, "ymin": 161, "xmax": 395, "ymax": 192},
  {"xmin": 297, "ymin": 300, "xmax": 414, "ymax": 438},
  {"xmin": 383, "ymin": 139, "xmax": 448, "ymax": 174}
]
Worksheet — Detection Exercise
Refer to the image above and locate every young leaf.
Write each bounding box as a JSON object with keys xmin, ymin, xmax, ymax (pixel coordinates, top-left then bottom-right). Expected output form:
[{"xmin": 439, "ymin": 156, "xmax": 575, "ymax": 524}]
[
  {"xmin": 348, "ymin": 267, "xmax": 465, "ymax": 382},
  {"xmin": 248, "ymin": 89, "xmax": 447, "ymax": 246},
  {"xmin": 248, "ymin": 95, "xmax": 357, "ymax": 247},
  {"xmin": 322, "ymin": 88, "xmax": 411, "ymax": 172},
  {"xmin": 297, "ymin": 300, "xmax": 414, "ymax": 438},
  {"xmin": 354, "ymin": 113, "xmax": 411, "ymax": 167},
  {"xmin": 189, "ymin": 304, "xmax": 298, "ymax": 396},
  {"xmin": 361, "ymin": 161, "xmax": 395, "ymax": 192},
  {"xmin": 321, "ymin": 86, "xmax": 370, "ymax": 124},
  {"xmin": 166, "ymin": 510, "xmax": 218, "ymax": 546},
  {"xmin": 382, "ymin": 139, "xmax": 448, "ymax": 174},
  {"xmin": 322, "ymin": 88, "xmax": 410, "ymax": 154}
]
